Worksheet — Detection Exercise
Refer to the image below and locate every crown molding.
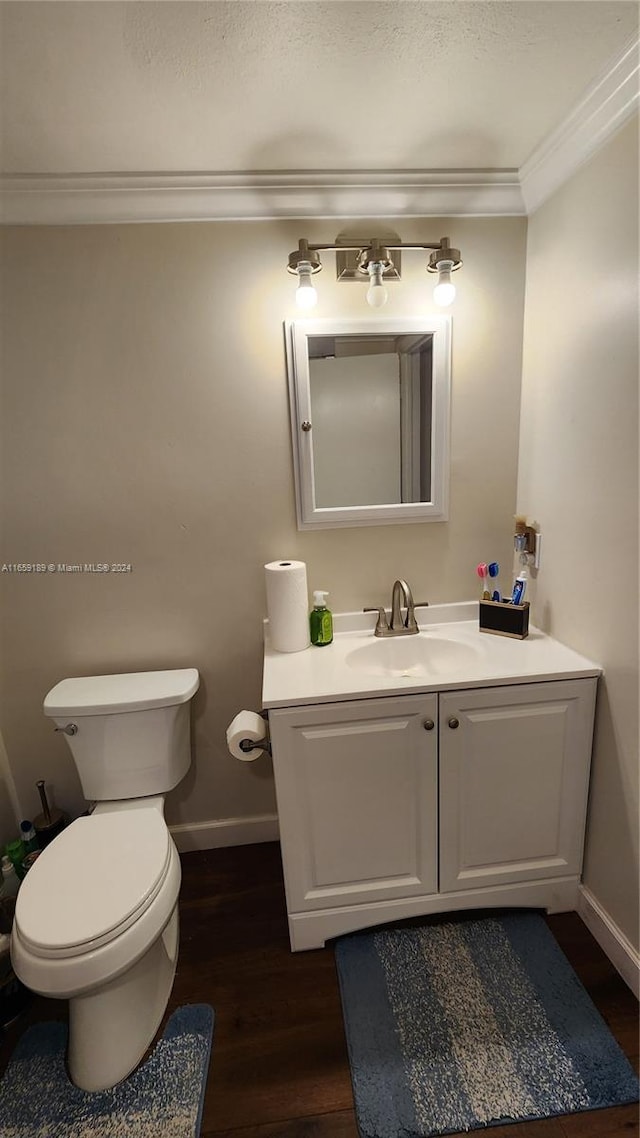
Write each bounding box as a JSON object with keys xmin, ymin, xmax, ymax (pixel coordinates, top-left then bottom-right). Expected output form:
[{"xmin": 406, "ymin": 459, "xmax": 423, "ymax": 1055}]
[
  {"xmin": 0, "ymin": 169, "xmax": 524, "ymax": 225},
  {"xmin": 520, "ymin": 33, "xmax": 639, "ymax": 214},
  {"xmin": 1, "ymin": 34, "xmax": 637, "ymax": 226}
]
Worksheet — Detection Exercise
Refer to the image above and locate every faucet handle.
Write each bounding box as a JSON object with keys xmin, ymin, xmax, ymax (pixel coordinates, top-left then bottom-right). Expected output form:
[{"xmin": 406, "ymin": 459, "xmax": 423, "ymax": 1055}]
[
  {"xmin": 364, "ymin": 607, "xmax": 390, "ymax": 637},
  {"xmin": 406, "ymin": 599, "xmax": 429, "ymax": 633}
]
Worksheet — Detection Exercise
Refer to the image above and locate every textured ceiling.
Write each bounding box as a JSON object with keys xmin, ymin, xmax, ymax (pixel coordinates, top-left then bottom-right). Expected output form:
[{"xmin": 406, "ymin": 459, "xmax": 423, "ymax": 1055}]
[{"xmin": 0, "ymin": 1, "xmax": 637, "ymax": 175}]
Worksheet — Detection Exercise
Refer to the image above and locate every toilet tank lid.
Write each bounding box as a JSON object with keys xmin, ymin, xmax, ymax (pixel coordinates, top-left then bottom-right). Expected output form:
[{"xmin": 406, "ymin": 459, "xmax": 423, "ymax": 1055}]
[{"xmin": 44, "ymin": 668, "xmax": 200, "ymax": 717}]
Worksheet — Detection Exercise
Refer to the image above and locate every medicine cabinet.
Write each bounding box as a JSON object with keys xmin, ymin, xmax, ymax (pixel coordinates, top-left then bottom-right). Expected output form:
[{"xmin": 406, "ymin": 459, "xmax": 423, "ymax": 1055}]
[{"xmin": 284, "ymin": 316, "xmax": 451, "ymax": 529}]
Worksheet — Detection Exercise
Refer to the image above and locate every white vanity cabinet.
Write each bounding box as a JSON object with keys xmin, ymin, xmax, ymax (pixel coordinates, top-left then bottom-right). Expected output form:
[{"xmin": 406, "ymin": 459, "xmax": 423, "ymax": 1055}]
[
  {"xmin": 268, "ymin": 677, "xmax": 597, "ymax": 951},
  {"xmin": 438, "ymin": 680, "xmax": 596, "ymax": 893},
  {"xmin": 269, "ymin": 693, "xmax": 438, "ymax": 911}
]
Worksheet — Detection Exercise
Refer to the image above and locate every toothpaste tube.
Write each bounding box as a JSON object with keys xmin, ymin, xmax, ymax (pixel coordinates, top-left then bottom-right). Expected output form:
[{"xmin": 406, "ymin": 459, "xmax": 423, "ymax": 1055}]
[{"xmin": 511, "ymin": 574, "xmax": 527, "ymax": 605}]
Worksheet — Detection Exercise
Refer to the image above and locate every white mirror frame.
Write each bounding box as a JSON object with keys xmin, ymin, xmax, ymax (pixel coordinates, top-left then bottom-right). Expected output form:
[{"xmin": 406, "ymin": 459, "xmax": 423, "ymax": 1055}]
[{"xmin": 285, "ymin": 316, "xmax": 452, "ymax": 530}]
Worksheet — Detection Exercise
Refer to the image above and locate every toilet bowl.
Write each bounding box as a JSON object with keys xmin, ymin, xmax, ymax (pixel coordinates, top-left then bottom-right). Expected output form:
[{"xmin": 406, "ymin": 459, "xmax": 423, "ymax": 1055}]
[
  {"xmin": 12, "ymin": 801, "xmax": 182, "ymax": 1090},
  {"xmin": 10, "ymin": 668, "xmax": 199, "ymax": 1091}
]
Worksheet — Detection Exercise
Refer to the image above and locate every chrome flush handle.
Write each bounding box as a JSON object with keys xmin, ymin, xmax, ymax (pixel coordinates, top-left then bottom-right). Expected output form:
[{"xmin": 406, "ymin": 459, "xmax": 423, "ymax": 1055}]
[{"xmin": 54, "ymin": 723, "xmax": 78, "ymax": 736}]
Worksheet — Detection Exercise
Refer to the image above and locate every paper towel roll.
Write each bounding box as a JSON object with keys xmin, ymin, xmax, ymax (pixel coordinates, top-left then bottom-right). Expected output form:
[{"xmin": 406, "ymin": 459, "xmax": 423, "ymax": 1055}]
[
  {"xmin": 226, "ymin": 710, "xmax": 268, "ymax": 762},
  {"xmin": 264, "ymin": 560, "xmax": 310, "ymax": 653}
]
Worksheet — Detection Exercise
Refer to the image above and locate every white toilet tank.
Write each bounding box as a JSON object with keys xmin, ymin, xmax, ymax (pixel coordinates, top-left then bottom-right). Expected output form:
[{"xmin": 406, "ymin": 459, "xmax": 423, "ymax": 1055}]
[{"xmin": 44, "ymin": 669, "xmax": 200, "ymax": 802}]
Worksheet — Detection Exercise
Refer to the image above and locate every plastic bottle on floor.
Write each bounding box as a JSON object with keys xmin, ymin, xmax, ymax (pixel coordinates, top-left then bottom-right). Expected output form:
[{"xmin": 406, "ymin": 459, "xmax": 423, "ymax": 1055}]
[{"xmin": 0, "ymin": 855, "xmax": 20, "ymax": 898}]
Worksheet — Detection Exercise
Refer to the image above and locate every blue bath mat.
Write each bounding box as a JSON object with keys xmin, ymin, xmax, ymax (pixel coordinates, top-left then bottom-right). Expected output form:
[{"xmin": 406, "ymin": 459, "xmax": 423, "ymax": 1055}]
[
  {"xmin": 0, "ymin": 1003, "xmax": 214, "ymax": 1137},
  {"xmin": 335, "ymin": 913, "xmax": 639, "ymax": 1138}
]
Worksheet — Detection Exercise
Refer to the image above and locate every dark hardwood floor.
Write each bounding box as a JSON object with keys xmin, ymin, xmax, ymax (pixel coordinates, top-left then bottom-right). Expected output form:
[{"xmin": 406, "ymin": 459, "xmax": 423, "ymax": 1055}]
[{"xmin": 1, "ymin": 841, "xmax": 638, "ymax": 1137}]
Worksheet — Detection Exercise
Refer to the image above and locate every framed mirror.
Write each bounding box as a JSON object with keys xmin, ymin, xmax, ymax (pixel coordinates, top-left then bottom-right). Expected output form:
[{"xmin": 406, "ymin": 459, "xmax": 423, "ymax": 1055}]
[{"xmin": 285, "ymin": 316, "xmax": 451, "ymax": 529}]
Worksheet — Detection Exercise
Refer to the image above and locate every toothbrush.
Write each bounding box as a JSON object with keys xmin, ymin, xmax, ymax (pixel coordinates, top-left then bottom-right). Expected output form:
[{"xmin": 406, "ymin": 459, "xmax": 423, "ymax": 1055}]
[
  {"xmin": 476, "ymin": 563, "xmax": 490, "ymax": 600},
  {"xmin": 488, "ymin": 561, "xmax": 501, "ymax": 602}
]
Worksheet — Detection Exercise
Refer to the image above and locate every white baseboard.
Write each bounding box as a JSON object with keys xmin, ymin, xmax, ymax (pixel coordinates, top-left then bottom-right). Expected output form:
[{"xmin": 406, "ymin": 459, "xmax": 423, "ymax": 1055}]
[
  {"xmin": 578, "ymin": 885, "xmax": 640, "ymax": 999},
  {"xmin": 170, "ymin": 813, "xmax": 279, "ymax": 853}
]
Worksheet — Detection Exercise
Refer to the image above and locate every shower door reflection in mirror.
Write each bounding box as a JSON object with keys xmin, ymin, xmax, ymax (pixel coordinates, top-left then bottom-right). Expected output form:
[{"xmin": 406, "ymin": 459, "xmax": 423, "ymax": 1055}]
[{"xmin": 285, "ymin": 317, "xmax": 451, "ymax": 529}]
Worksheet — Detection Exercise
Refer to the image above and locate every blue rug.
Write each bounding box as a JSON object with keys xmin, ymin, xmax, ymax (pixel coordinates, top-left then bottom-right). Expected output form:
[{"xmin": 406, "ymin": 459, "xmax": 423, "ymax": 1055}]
[
  {"xmin": 335, "ymin": 913, "xmax": 639, "ymax": 1138},
  {"xmin": 0, "ymin": 1003, "xmax": 214, "ymax": 1137}
]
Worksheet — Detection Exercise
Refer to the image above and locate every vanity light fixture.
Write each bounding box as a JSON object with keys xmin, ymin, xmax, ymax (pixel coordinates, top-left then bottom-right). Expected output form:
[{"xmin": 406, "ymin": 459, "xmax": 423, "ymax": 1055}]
[{"xmin": 287, "ymin": 236, "xmax": 462, "ymax": 310}]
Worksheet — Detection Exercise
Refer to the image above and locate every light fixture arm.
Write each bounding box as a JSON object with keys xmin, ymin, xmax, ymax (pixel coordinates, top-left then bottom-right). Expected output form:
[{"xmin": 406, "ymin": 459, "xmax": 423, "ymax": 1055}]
[
  {"xmin": 297, "ymin": 237, "xmax": 458, "ymax": 257},
  {"xmin": 287, "ymin": 238, "xmax": 324, "ymax": 275}
]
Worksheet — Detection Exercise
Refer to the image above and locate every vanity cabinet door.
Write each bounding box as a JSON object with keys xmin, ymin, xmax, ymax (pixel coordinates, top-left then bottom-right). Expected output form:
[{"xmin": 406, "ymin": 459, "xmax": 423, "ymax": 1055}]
[
  {"xmin": 269, "ymin": 694, "xmax": 438, "ymax": 913},
  {"xmin": 439, "ymin": 679, "xmax": 597, "ymax": 893}
]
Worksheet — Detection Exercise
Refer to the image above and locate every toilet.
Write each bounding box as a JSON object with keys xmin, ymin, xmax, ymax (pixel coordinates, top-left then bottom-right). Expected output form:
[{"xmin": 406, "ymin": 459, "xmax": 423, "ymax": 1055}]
[{"xmin": 10, "ymin": 667, "xmax": 200, "ymax": 1092}]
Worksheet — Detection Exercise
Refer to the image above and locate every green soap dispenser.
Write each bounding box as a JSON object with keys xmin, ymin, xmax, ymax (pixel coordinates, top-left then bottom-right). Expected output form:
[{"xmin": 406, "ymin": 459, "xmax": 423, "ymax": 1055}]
[{"xmin": 310, "ymin": 590, "xmax": 333, "ymax": 647}]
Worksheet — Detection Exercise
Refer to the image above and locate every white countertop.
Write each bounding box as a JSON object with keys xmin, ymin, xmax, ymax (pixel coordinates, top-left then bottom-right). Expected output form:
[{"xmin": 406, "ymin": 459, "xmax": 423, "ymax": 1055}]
[{"xmin": 262, "ymin": 602, "xmax": 601, "ymax": 709}]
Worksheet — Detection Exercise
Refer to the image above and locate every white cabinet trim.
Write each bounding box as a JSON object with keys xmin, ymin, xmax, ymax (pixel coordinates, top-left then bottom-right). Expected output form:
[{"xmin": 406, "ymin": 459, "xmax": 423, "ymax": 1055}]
[{"xmin": 288, "ymin": 877, "xmax": 581, "ymax": 952}]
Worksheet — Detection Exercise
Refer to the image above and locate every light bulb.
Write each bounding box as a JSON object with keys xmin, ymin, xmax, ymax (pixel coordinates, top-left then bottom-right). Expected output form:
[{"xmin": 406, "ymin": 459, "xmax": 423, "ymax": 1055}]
[
  {"xmin": 295, "ymin": 262, "xmax": 318, "ymax": 310},
  {"xmin": 366, "ymin": 262, "xmax": 388, "ymax": 308},
  {"xmin": 433, "ymin": 261, "xmax": 456, "ymax": 307}
]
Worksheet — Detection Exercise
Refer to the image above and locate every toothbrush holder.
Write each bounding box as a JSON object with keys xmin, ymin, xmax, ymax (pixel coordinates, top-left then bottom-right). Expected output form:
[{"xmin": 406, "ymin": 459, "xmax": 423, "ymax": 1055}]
[{"xmin": 479, "ymin": 599, "xmax": 529, "ymax": 639}]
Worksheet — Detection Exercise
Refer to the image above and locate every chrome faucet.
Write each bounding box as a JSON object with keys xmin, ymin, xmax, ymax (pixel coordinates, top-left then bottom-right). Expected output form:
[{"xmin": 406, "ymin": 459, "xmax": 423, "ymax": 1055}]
[{"xmin": 364, "ymin": 579, "xmax": 428, "ymax": 637}]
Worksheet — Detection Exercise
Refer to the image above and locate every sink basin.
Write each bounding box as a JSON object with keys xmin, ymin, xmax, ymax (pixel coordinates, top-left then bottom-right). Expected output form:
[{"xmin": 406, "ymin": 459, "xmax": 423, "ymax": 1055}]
[{"xmin": 345, "ymin": 635, "xmax": 482, "ymax": 678}]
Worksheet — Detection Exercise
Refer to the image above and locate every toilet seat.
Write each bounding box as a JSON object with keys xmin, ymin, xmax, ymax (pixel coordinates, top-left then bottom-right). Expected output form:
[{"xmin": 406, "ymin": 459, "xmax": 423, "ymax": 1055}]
[
  {"xmin": 15, "ymin": 808, "xmax": 171, "ymax": 958},
  {"xmin": 11, "ymin": 830, "xmax": 181, "ymax": 1000}
]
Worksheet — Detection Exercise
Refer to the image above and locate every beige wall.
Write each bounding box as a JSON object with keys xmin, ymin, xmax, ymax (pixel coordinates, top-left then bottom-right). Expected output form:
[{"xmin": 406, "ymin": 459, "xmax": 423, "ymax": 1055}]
[
  {"xmin": 0, "ymin": 731, "xmax": 19, "ymax": 847},
  {"xmin": 0, "ymin": 217, "xmax": 526, "ymax": 828},
  {"xmin": 518, "ymin": 118, "xmax": 639, "ymax": 949}
]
